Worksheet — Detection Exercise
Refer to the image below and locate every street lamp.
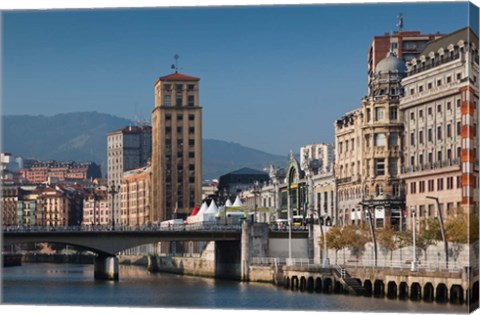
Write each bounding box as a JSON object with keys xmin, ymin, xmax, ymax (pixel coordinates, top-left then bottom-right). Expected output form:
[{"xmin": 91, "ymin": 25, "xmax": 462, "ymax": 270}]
[
  {"xmin": 426, "ymin": 196, "xmax": 448, "ymax": 269},
  {"xmin": 411, "ymin": 206, "xmax": 418, "ymax": 271},
  {"xmin": 108, "ymin": 182, "xmax": 120, "ymax": 231},
  {"xmin": 253, "ymin": 181, "xmax": 260, "ymax": 223},
  {"xmin": 364, "ymin": 205, "xmax": 378, "ymax": 267}
]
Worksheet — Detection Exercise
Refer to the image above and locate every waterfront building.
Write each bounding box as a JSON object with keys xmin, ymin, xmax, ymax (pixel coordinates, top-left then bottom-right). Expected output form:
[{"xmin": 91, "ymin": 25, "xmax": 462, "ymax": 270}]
[
  {"xmin": 120, "ymin": 165, "xmax": 151, "ymax": 226},
  {"xmin": 23, "ymin": 160, "xmax": 101, "ymax": 184},
  {"xmin": 151, "ymin": 72, "xmax": 202, "ymax": 222},
  {"xmin": 334, "ymin": 109, "xmax": 365, "ymax": 226},
  {"xmin": 399, "ymin": 27, "xmax": 479, "ymax": 228},
  {"xmin": 16, "ymin": 186, "xmax": 41, "ymax": 227},
  {"xmin": 82, "ymin": 187, "xmax": 109, "ymax": 226},
  {"xmin": 336, "ymin": 51, "xmax": 407, "ymax": 229},
  {"xmin": 107, "ymin": 125, "xmax": 152, "ymax": 226},
  {"xmin": 2, "ymin": 185, "xmax": 21, "ymax": 226}
]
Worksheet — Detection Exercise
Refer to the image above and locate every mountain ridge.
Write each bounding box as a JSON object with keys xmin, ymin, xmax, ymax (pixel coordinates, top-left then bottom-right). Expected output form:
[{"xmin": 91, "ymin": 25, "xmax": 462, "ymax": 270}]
[{"xmin": 2, "ymin": 112, "xmax": 287, "ymax": 179}]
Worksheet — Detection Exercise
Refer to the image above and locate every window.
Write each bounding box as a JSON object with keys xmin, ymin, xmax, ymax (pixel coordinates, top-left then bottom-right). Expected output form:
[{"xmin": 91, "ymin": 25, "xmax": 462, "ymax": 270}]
[
  {"xmin": 447, "ymin": 149, "xmax": 452, "ymax": 160},
  {"xmin": 419, "ymin": 181, "xmax": 425, "ymax": 193},
  {"xmin": 447, "ymin": 124, "xmax": 452, "ymax": 138},
  {"xmin": 176, "ymin": 84, "xmax": 183, "ymax": 92},
  {"xmin": 437, "ymin": 150, "xmax": 442, "ymax": 161},
  {"xmin": 428, "ymin": 179, "xmax": 434, "ymax": 192},
  {"xmin": 437, "ymin": 79, "xmax": 442, "ymax": 86},
  {"xmin": 164, "ymin": 95, "xmax": 171, "ymax": 106},
  {"xmin": 411, "ymin": 182, "xmax": 417, "ymax": 194},
  {"xmin": 375, "ymin": 107, "xmax": 384, "ymax": 121},
  {"xmin": 410, "ymin": 112, "xmax": 415, "ymax": 120},
  {"xmin": 457, "ymin": 121, "xmax": 461, "ymax": 136},
  {"xmin": 189, "ymin": 139, "xmax": 195, "ymax": 146},
  {"xmin": 457, "ymin": 73, "xmax": 461, "ymax": 80},
  {"xmin": 419, "ymin": 85, "xmax": 424, "ymax": 92},
  {"xmin": 374, "ymin": 159, "xmax": 385, "ymax": 176},
  {"xmin": 447, "ymin": 177, "xmax": 454, "ymax": 190},
  {"xmin": 351, "ymin": 139, "xmax": 355, "ymax": 150},
  {"xmin": 419, "ymin": 154, "xmax": 424, "ymax": 165},
  {"xmin": 419, "ymin": 109, "xmax": 423, "ymax": 118},
  {"xmin": 166, "ymin": 127, "xmax": 171, "ymax": 134},
  {"xmin": 177, "ymin": 114, "xmax": 183, "ymax": 121},
  {"xmin": 164, "ymin": 84, "xmax": 172, "ymax": 91},
  {"xmin": 437, "ymin": 178, "xmax": 444, "ymax": 191},
  {"xmin": 410, "ymin": 88, "xmax": 415, "ymax": 95},
  {"xmin": 389, "ymin": 158, "xmax": 398, "ymax": 176},
  {"xmin": 376, "ymin": 184, "xmax": 383, "ymax": 196},
  {"xmin": 166, "ymin": 114, "xmax": 172, "ymax": 120},
  {"xmin": 410, "ymin": 132, "xmax": 415, "ymax": 146},
  {"xmin": 437, "ymin": 104, "xmax": 442, "ymax": 113},
  {"xmin": 447, "ymin": 76, "xmax": 451, "ymax": 83},
  {"xmin": 389, "ymin": 107, "xmax": 397, "ymax": 120},
  {"xmin": 176, "ymin": 95, "xmax": 183, "ymax": 107},
  {"xmin": 375, "ymin": 133, "xmax": 387, "ymax": 146},
  {"xmin": 188, "ymin": 95, "xmax": 195, "ymax": 107},
  {"xmin": 447, "ymin": 102, "xmax": 452, "ymax": 111},
  {"xmin": 366, "ymin": 108, "xmax": 371, "ymax": 122},
  {"xmin": 177, "ymin": 127, "xmax": 183, "ymax": 133},
  {"xmin": 189, "ymin": 114, "xmax": 195, "ymax": 121},
  {"xmin": 393, "ymin": 184, "xmax": 400, "ymax": 196},
  {"xmin": 188, "ymin": 152, "xmax": 195, "ymax": 158},
  {"xmin": 339, "ymin": 142, "xmax": 343, "ymax": 153},
  {"xmin": 437, "ymin": 126, "xmax": 442, "ymax": 140},
  {"xmin": 187, "ymin": 84, "xmax": 195, "ymax": 91},
  {"xmin": 428, "ymin": 107, "xmax": 433, "ymax": 115},
  {"xmin": 389, "ymin": 133, "xmax": 398, "ymax": 146},
  {"xmin": 189, "ymin": 127, "xmax": 195, "ymax": 134},
  {"xmin": 428, "ymin": 82, "xmax": 432, "ymax": 89},
  {"xmin": 419, "ymin": 130, "xmax": 424, "ymax": 144},
  {"xmin": 411, "ymin": 155, "xmax": 415, "ymax": 166},
  {"xmin": 457, "ymin": 99, "xmax": 461, "ymax": 107}
]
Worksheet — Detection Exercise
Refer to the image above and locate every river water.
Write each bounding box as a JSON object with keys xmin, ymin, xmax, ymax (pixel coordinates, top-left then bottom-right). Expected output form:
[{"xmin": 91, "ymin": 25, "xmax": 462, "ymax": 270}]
[{"xmin": 1, "ymin": 263, "xmax": 468, "ymax": 313}]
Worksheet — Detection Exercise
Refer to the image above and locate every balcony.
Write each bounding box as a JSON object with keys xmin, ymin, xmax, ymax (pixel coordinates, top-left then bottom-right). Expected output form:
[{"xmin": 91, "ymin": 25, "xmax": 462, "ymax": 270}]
[
  {"xmin": 401, "ymin": 158, "xmax": 461, "ymax": 174},
  {"xmin": 337, "ymin": 177, "xmax": 352, "ymax": 184},
  {"xmin": 408, "ymin": 53, "xmax": 460, "ymax": 76}
]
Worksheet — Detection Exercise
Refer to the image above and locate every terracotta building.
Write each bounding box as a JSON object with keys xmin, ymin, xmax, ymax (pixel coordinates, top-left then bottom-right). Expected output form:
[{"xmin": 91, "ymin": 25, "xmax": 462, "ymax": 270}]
[
  {"xmin": 24, "ymin": 161, "xmax": 101, "ymax": 184},
  {"xmin": 400, "ymin": 27, "xmax": 479, "ymax": 228},
  {"xmin": 82, "ymin": 188, "xmax": 109, "ymax": 226},
  {"xmin": 120, "ymin": 166, "xmax": 151, "ymax": 226}
]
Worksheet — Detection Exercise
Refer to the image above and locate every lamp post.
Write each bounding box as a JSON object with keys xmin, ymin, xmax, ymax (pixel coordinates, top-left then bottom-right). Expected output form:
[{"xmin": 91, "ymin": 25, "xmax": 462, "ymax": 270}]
[
  {"xmin": 92, "ymin": 190, "xmax": 99, "ymax": 229},
  {"xmin": 411, "ymin": 206, "xmax": 418, "ymax": 271},
  {"xmin": 253, "ymin": 181, "xmax": 260, "ymax": 223},
  {"xmin": 426, "ymin": 196, "xmax": 448, "ymax": 269},
  {"xmin": 287, "ymin": 177, "xmax": 293, "ymax": 265},
  {"xmin": 364, "ymin": 205, "xmax": 378, "ymax": 267},
  {"xmin": 108, "ymin": 182, "xmax": 120, "ymax": 231}
]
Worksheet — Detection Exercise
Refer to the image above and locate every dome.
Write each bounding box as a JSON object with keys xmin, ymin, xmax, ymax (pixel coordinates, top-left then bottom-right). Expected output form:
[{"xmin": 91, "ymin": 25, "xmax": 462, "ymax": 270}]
[{"xmin": 376, "ymin": 51, "xmax": 407, "ymax": 74}]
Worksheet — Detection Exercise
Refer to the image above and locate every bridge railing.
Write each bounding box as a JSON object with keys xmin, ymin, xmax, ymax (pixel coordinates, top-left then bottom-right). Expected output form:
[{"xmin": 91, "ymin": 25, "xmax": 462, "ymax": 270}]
[{"xmin": 2, "ymin": 223, "xmax": 243, "ymax": 233}]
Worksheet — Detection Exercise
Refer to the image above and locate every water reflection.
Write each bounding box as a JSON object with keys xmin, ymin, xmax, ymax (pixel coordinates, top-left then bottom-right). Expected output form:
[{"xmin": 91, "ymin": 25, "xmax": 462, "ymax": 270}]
[{"xmin": 2, "ymin": 263, "xmax": 468, "ymax": 313}]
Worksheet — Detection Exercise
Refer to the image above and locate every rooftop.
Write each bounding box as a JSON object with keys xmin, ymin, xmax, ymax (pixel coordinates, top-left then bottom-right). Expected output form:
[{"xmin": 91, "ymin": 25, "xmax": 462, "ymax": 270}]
[{"xmin": 159, "ymin": 72, "xmax": 200, "ymax": 82}]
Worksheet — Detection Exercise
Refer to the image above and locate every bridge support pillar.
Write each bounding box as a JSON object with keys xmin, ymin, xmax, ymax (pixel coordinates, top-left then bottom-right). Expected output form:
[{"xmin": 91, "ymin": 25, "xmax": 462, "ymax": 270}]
[
  {"xmin": 241, "ymin": 222, "xmax": 269, "ymax": 282},
  {"xmin": 94, "ymin": 255, "xmax": 119, "ymax": 281}
]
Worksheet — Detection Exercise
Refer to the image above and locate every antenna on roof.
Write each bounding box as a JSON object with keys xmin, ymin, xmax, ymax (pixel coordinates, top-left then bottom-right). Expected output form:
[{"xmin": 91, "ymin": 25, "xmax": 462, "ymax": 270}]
[
  {"xmin": 171, "ymin": 53, "xmax": 180, "ymax": 73},
  {"xmin": 396, "ymin": 12, "xmax": 403, "ymax": 33}
]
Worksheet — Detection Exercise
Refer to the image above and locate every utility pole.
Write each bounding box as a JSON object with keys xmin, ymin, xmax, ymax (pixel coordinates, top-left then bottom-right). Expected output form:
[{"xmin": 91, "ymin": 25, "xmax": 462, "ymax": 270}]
[{"xmin": 108, "ymin": 182, "xmax": 120, "ymax": 230}]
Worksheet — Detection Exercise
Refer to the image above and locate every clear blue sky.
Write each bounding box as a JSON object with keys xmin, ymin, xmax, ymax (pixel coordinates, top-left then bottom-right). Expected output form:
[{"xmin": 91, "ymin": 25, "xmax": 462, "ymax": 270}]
[{"xmin": 2, "ymin": 2, "xmax": 474, "ymax": 155}]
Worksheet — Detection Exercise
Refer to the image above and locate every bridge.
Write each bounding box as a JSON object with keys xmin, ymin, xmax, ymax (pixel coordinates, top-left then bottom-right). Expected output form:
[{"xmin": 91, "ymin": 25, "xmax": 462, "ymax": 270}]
[{"xmin": 3, "ymin": 223, "xmax": 307, "ymax": 281}]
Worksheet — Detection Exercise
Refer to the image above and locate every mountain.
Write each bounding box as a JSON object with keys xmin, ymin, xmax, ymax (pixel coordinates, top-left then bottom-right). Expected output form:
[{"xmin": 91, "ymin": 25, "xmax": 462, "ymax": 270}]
[{"xmin": 2, "ymin": 112, "xmax": 287, "ymax": 179}]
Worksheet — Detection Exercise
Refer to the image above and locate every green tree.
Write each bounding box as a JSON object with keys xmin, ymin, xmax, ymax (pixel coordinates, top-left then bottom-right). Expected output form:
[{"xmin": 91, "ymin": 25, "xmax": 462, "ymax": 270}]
[
  {"xmin": 417, "ymin": 218, "xmax": 442, "ymax": 263},
  {"xmin": 446, "ymin": 211, "xmax": 479, "ymax": 244}
]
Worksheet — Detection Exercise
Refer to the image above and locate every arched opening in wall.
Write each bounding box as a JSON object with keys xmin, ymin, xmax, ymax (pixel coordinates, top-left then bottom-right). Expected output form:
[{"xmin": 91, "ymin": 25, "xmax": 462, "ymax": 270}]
[
  {"xmin": 410, "ymin": 282, "xmax": 422, "ymax": 301},
  {"xmin": 436, "ymin": 283, "xmax": 448, "ymax": 303},
  {"xmin": 292, "ymin": 276, "xmax": 299, "ymax": 291},
  {"xmin": 323, "ymin": 278, "xmax": 333, "ymax": 294},
  {"xmin": 364, "ymin": 280, "xmax": 373, "ymax": 297},
  {"xmin": 373, "ymin": 280, "xmax": 385, "ymax": 298},
  {"xmin": 399, "ymin": 282, "xmax": 408, "ymax": 300},
  {"xmin": 423, "ymin": 283, "xmax": 434, "ymax": 302},
  {"xmin": 307, "ymin": 277, "xmax": 314, "ymax": 292},
  {"xmin": 472, "ymin": 281, "xmax": 479, "ymax": 303},
  {"xmin": 300, "ymin": 277, "xmax": 307, "ymax": 292},
  {"xmin": 334, "ymin": 280, "xmax": 343, "ymax": 294},
  {"xmin": 387, "ymin": 281, "xmax": 397, "ymax": 299},
  {"xmin": 284, "ymin": 277, "xmax": 290, "ymax": 289},
  {"xmin": 450, "ymin": 285, "xmax": 464, "ymax": 304},
  {"xmin": 315, "ymin": 277, "xmax": 322, "ymax": 293}
]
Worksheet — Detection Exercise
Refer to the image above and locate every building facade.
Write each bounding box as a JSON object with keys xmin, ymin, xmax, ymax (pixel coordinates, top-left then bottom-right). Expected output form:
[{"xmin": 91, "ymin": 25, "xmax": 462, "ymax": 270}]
[
  {"xmin": 82, "ymin": 188, "xmax": 109, "ymax": 226},
  {"xmin": 23, "ymin": 161, "xmax": 101, "ymax": 184},
  {"xmin": 400, "ymin": 27, "xmax": 479, "ymax": 228},
  {"xmin": 120, "ymin": 166, "xmax": 151, "ymax": 226},
  {"xmin": 151, "ymin": 72, "xmax": 202, "ymax": 222},
  {"xmin": 107, "ymin": 125, "xmax": 152, "ymax": 226},
  {"xmin": 300, "ymin": 143, "xmax": 335, "ymax": 174}
]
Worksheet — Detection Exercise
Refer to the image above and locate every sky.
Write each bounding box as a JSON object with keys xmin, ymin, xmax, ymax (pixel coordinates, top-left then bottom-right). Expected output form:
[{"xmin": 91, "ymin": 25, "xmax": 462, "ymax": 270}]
[{"xmin": 1, "ymin": 1, "xmax": 476, "ymax": 156}]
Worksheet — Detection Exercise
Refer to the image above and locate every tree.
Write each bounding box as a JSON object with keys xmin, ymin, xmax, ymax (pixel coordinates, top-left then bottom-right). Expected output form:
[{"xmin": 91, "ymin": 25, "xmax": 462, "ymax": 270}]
[
  {"xmin": 342, "ymin": 224, "xmax": 369, "ymax": 261},
  {"xmin": 417, "ymin": 218, "xmax": 442, "ymax": 263},
  {"xmin": 446, "ymin": 212, "xmax": 479, "ymax": 244},
  {"xmin": 377, "ymin": 227, "xmax": 399, "ymax": 266},
  {"xmin": 319, "ymin": 226, "xmax": 346, "ymax": 265}
]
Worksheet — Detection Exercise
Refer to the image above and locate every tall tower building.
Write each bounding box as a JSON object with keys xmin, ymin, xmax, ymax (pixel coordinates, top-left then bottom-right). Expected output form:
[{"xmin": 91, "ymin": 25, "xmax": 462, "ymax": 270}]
[
  {"xmin": 151, "ymin": 72, "xmax": 202, "ymax": 222},
  {"xmin": 107, "ymin": 125, "xmax": 152, "ymax": 226}
]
